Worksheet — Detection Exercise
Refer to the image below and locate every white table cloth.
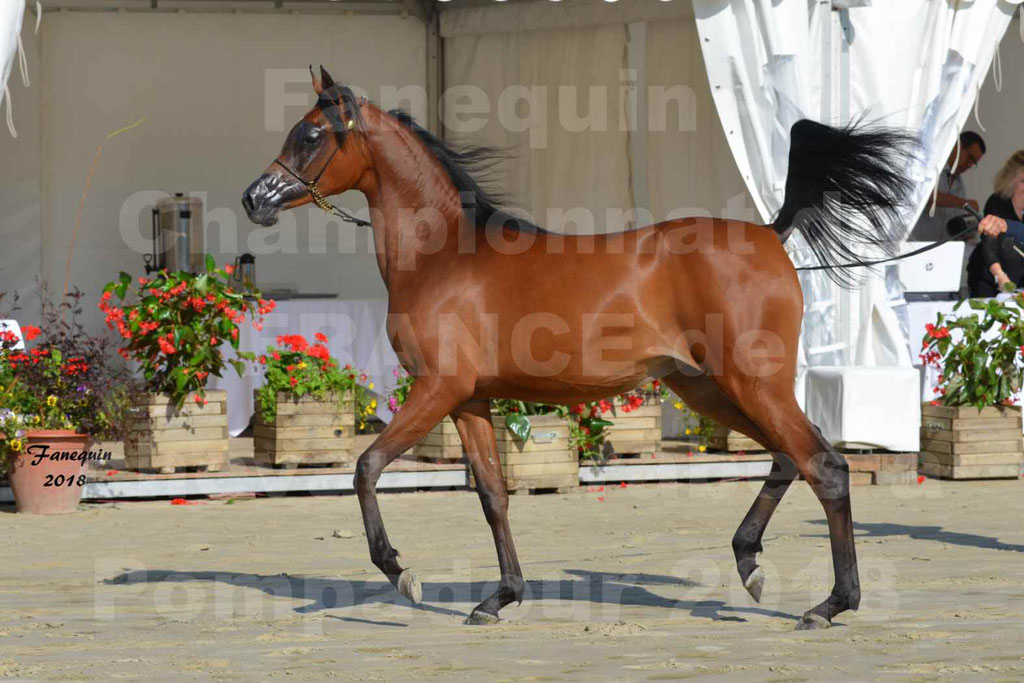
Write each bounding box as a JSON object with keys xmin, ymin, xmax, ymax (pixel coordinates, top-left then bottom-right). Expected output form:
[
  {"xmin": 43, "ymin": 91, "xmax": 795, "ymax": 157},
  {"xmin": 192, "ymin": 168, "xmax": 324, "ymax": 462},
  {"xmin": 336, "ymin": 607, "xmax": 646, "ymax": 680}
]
[
  {"xmin": 804, "ymin": 366, "xmax": 921, "ymax": 452},
  {"xmin": 208, "ymin": 299, "xmax": 400, "ymax": 436}
]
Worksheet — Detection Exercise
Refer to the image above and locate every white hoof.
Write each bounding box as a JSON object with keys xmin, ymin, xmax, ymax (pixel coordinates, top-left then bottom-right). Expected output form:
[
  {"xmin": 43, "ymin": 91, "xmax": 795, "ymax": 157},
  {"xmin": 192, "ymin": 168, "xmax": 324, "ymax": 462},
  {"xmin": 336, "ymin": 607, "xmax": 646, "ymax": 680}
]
[
  {"xmin": 795, "ymin": 612, "xmax": 831, "ymax": 631},
  {"xmin": 743, "ymin": 566, "xmax": 765, "ymax": 603},
  {"xmin": 397, "ymin": 568, "xmax": 422, "ymax": 604}
]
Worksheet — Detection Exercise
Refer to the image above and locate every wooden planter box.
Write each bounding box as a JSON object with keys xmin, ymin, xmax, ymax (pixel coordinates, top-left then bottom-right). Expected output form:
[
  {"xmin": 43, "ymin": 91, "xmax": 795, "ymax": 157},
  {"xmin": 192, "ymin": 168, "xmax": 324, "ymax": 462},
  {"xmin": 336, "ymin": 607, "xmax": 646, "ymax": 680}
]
[
  {"xmin": 603, "ymin": 398, "xmax": 662, "ymax": 457},
  {"xmin": 253, "ymin": 391, "xmax": 355, "ymax": 468},
  {"xmin": 413, "ymin": 416, "xmax": 463, "ymax": 463},
  {"xmin": 920, "ymin": 404, "xmax": 1023, "ymax": 479},
  {"xmin": 708, "ymin": 424, "xmax": 765, "ymax": 453},
  {"xmin": 125, "ymin": 390, "xmax": 228, "ymax": 473},
  {"xmin": 475, "ymin": 415, "xmax": 577, "ymax": 494}
]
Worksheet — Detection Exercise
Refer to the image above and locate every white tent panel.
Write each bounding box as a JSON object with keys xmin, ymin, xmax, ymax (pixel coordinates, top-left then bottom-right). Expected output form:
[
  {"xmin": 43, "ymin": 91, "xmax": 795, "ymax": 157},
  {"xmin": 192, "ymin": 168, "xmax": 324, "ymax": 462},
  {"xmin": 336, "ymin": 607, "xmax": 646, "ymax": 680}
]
[{"xmin": 695, "ymin": 0, "xmax": 1021, "ymax": 374}]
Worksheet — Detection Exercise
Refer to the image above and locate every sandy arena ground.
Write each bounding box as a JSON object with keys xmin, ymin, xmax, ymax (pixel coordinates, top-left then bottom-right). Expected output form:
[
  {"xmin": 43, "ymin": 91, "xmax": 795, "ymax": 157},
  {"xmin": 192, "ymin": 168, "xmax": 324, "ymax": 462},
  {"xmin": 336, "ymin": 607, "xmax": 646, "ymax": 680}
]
[{"xmin": 2, "ymin": 477, "xmax": 1024, "ymax": 681}]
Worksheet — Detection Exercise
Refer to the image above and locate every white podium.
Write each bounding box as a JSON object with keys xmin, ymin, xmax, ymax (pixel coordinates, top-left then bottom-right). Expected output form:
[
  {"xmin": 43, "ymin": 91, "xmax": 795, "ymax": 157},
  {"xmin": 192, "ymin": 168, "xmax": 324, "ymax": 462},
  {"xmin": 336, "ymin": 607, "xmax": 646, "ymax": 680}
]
[{"xmin": 804, "ymin": 366, "xmax": 920, "ymax": 452}]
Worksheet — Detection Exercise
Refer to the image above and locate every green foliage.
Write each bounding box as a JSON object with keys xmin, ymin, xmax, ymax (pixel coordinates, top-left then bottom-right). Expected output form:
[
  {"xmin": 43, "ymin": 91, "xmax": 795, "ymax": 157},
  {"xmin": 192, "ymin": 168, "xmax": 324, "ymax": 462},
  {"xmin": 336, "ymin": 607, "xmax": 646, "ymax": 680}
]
[
  {"xmin": 0, "ymin": 334, "xmax": 108, "ymax": 468},
  {"xmin": 921, "ymin": 295, "xmax": 1024, "ymax": 408},
  {"xmin": 99, "ymin": 258, "xmax": 273, "ymax": 408},
  {"xmin": 251, "ymin": 334, "xmax": 374, "ymax": 428}
]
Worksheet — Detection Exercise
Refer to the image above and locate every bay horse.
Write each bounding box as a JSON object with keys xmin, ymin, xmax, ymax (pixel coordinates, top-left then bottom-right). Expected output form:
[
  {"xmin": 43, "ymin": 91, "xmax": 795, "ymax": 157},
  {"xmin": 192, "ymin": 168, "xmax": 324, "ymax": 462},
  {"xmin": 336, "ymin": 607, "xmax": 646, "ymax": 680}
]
[{"xmin": 242, "ymin": 67, "xmax": 916, "ymax": 630}]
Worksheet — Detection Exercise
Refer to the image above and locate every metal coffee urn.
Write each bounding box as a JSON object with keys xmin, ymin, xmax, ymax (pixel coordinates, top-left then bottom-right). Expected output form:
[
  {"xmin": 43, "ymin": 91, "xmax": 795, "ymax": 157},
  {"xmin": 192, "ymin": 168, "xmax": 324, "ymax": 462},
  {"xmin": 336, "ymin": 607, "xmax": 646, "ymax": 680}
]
[{"xmin": 144, "ymin": 193, "xmax": 204, "ymax": 274}]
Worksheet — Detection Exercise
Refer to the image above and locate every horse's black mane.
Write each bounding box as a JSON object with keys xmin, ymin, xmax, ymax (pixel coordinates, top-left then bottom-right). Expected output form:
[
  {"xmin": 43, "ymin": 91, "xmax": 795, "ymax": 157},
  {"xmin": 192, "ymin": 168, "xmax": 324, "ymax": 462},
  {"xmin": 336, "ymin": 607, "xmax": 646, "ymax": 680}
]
[{"xmin": 386, "ymin": 109, "xmax": 547, "ymax": 234}]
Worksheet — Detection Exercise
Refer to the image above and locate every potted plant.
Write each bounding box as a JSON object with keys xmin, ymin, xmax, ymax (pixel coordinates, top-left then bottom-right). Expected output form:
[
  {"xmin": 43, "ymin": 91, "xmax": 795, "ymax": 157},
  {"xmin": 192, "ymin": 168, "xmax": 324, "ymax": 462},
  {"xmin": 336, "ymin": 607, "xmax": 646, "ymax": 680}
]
[
  {"xmin": 919, "ymin": 296, "xmax": 1024, "ymax": 479},
  {"xmin": 250, "ymin": 333, "xmax": 371, "ymax": 468},
  {"xmin": 490, "ymin": 400, "xmax": 578, "ymax": 493},
  {"xmin": 100, "ymin": 256, "xmax": 272, "ymax": 473},
  {"xmin": 600, "ymin": 381, "xmax": 667, "ymax": 458},
  {"xmin": 0, "ymin": 325, "xmax": 110, "ymax": 513}
]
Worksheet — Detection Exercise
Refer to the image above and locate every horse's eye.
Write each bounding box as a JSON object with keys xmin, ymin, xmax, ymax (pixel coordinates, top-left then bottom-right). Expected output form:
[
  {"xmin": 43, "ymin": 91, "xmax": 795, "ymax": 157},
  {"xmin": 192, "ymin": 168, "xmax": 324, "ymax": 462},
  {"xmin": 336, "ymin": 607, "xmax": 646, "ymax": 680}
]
[{"xmin": 304, "ymin": 129, "xmax": 321, "ymax": 145}]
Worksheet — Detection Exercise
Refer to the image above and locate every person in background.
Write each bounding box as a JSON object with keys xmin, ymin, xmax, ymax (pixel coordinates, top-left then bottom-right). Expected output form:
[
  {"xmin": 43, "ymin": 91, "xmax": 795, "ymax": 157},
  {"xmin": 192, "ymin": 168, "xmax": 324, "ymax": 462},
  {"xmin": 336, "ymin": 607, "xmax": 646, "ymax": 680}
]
[
  {"xmin": 967, "ymin": 151, "xmax": 1024, "ymax": 297},
  {"xmin": 908, "ymin": 130, "xmax": 987, "ymax": 242}
]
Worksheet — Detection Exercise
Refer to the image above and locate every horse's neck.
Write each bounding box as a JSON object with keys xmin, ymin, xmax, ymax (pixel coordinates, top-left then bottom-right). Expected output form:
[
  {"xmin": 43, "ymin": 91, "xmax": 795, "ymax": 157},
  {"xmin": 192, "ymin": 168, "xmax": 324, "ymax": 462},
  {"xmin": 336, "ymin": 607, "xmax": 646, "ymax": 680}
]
[{"xmin": 360, "ymin": 116, "xmax": 464, "ymax": 290}]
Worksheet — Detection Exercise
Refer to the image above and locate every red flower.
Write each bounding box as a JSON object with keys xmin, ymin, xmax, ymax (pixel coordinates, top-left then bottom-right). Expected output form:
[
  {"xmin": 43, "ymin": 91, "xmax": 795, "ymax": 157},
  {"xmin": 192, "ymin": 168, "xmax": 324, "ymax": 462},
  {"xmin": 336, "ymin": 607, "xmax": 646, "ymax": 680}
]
[
  {"xmin": 22, "ymin": 325, "xmax": 41, "ymax": 341},
  {"xmin": 289, "ymin": 376, "xmax": 298, "ymax": 387},
  {"xmin": 158, "ymin": 335, "xmax": 176, "ymax": 355},
  {"xmin": 315, "ymin": 332, "xmax": 328, "ymax": 343},
  {"xmin": 224, "ymin": 264, "xmax": 235, "ymax": 275}
]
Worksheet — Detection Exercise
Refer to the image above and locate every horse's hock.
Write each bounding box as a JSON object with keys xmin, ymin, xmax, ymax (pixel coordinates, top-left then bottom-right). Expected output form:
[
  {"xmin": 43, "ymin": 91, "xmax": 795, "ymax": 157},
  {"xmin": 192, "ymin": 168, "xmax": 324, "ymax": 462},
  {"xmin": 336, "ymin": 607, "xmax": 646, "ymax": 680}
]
[
  {"xmin": 919, "ymin": 404, "xmax": 1024, "ymax": 479},
  {"xmin": 124, "ymin": 391, "xmax": 229, "ymax": 474}
]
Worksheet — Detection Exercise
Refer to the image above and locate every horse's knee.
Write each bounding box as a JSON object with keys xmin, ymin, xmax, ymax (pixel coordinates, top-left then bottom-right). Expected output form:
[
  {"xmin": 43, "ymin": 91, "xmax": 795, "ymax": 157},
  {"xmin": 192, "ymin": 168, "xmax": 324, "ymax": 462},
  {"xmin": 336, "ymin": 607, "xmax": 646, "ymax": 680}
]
[{"xmin": 355, "ymin": 453, "xmax": 383, "ymax": 493}]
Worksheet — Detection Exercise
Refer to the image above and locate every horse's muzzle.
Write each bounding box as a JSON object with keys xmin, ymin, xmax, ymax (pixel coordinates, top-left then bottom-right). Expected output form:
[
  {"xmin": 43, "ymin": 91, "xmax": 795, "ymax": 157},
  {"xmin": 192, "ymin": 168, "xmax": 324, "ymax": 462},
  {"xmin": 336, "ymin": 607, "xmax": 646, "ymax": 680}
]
[{"xmin": 242, "ymin": 173, "xmax": 295, "ymax": 226}]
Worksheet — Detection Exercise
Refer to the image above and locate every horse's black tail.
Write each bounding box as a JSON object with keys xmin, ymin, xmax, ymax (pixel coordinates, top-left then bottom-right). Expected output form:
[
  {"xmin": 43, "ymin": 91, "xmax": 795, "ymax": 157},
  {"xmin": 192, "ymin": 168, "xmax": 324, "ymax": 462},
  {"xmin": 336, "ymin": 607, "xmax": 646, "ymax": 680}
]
[{"xmin": 773, "ymin": 118, "xmax": 918, "ymax": 287}]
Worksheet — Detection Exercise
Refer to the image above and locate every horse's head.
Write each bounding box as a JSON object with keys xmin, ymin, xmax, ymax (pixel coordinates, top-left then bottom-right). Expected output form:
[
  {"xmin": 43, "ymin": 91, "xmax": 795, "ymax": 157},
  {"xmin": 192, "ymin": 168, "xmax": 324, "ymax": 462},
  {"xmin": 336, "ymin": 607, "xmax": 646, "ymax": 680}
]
[{"xmin": 242, "ymin": 66, "xmax": 369, "ymax": 226}]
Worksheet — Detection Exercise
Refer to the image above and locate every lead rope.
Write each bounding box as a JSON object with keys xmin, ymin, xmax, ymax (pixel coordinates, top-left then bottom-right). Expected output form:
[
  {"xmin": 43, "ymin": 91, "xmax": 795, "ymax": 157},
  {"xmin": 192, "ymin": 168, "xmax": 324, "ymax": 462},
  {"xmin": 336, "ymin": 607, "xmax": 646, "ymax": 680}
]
[{"xmin": 796, "ymin": 206, "xmax": 980, "ymax": 272}]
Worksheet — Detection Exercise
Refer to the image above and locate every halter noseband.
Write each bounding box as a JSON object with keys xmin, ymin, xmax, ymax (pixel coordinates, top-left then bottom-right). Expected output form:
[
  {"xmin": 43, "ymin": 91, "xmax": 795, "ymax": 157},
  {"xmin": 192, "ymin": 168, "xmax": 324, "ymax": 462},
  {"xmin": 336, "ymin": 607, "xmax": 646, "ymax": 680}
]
[{"xmin": 271, "ymin": 118, "xmax": 371, "ymax": 227}]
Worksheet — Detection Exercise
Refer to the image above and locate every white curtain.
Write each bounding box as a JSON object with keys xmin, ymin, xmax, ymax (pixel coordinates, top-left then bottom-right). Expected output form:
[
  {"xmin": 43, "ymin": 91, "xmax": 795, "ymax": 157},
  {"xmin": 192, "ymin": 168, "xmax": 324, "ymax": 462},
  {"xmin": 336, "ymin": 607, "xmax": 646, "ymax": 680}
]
[
  {"xmin": 694, "ymin": 0, "xmax": 1022, "ymax": 375},
  {"xmin": 443, "ymin": 24, "xmax": 633, "ymax": 233},
  {"xmin": 644, "ymin": 18, "xmax": 752, "ymax": 225},
  {"xmin": 1, "ymin": 0, "xmax": 26, "ymax": 137}
]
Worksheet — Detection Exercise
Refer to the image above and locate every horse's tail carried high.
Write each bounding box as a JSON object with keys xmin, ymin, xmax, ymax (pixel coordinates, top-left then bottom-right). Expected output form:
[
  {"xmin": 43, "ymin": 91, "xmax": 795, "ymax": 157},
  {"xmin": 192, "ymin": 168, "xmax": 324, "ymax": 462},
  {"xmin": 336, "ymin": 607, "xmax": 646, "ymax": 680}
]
[{"xmin": 772, "ymin": 118, "xmax": 919, "ymax": 286}]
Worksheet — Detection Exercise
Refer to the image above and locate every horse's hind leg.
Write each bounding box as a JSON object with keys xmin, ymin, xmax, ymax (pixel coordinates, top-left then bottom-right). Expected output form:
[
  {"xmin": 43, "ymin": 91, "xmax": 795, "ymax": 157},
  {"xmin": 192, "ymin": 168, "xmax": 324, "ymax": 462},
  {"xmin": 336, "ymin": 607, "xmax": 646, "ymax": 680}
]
[
  {"xmin": 661, "ymin": 372, "xmax": 796, "ymax": 602},
  {"xmin": 450, "ymin": 399, "xmax": 524, "ymax": 624},
  {"xmin": 354, "ymin": 378, "xmax": 461, "ymax": 603},
  {"xmin": 716, "ymin": 378, "xmax": 859, "ymax": 629}
]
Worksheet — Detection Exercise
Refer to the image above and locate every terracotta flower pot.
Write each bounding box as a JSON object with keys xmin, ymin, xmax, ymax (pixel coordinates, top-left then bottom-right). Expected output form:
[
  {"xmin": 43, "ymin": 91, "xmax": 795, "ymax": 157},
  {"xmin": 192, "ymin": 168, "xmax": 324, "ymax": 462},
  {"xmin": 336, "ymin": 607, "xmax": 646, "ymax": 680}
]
[{"xmin": 6, "ymin": 430, "xmax": 90, "ymax": 514}]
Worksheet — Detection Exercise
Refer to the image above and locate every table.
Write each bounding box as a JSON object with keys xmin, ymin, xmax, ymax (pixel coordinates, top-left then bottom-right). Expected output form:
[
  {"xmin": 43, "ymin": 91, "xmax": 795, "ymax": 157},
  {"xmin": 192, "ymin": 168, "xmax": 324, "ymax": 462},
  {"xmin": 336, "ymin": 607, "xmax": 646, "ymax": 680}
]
[{"xmin": 208, "ymin": 299, "xmax": 401, "ymax": 436}]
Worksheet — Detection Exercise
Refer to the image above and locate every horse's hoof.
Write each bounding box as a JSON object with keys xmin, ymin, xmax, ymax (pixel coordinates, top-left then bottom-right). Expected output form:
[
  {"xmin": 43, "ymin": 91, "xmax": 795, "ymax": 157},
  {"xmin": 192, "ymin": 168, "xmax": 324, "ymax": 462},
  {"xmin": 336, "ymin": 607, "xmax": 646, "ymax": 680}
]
[
  {"xmin": 397, "ymin": 568, "xmax": 422, "ymax": 604},
  {"xmin": 794, "ymin": 612, "xmax": 831, "ymax": 631},
  {"xmin": 464, "ymin": 609, "xmax": 500, "ymax": 625},
  {"xmin": 743, "ymin": 566, "xmax": 765, "ymax": 603}
]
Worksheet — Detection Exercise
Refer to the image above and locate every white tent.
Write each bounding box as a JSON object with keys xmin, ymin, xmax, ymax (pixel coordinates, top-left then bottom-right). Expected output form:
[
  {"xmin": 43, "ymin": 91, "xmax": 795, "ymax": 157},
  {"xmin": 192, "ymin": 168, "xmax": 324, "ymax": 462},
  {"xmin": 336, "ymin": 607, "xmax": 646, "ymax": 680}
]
[
  {"xmin": 695, "ymin": 0, "xmax": 1023, "ymax": 376},
  {"xmin": 1, "ymin": 0, "xmax": 27, "ymax": 137}
]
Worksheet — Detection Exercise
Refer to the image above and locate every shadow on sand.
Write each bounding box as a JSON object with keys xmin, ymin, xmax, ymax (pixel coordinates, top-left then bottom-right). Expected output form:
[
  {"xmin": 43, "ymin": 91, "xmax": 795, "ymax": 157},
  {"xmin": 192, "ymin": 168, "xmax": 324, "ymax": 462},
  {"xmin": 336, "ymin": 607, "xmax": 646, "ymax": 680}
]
[
  {"xmin": 809, "ymin": 520, "xmax": 1024, "ymax": 553},
  {"xmin": 103, "ymin": 567, "xmax": 802, "ymax": 625}
]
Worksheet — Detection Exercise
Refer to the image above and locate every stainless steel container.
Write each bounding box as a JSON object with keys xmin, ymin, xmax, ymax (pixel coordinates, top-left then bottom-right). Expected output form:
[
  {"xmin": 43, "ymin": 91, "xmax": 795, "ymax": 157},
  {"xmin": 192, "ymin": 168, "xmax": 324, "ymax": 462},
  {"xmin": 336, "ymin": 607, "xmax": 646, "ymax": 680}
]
[{"xmin": 145, "ymin": 193, "xmax": 204, "ymax": 274}]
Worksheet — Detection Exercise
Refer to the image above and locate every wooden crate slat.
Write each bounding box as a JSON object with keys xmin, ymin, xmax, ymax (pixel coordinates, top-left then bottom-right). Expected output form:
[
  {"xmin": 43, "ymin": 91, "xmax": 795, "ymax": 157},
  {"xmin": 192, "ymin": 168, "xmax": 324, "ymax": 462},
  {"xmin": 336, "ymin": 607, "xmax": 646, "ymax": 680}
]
[
  {"xmin": 130, "ymin": 414, "xmax": 228, "ymax": 431},
  {"xmin": 133, "ymin": 390, "xmax": 227, "ymax": 406},
  {"xmin": 920, "ymin": 438, "xmax": 1023, "ymax": 456},
  {"xmin": 920, "ymin": 427, "xmax": 1022, "ymax": 443},
  {"xmin": 920, "ymin": 451, "xmax": 1024, "ymax": 467},
  {"xmin": 921, "ymin": 416, "xmax": 1022, "ymax": 431},
  {"xmin": 253, "ymin": 425, "xmax": 355, "ymax": 440},
  {"xmin": 263, "ymin": 412, "xmax": 353, "ymax": 428},
  {"xmin": 921, "ymin": 404, "xmax": 1022, "ymax": 419},
  {"xmin": 920, "ymin": 460, "xmax": 1021, "ymax": 480},
  {"xmin": 137, "ymin": 400, "xmax": 226, "ymax": 418}
]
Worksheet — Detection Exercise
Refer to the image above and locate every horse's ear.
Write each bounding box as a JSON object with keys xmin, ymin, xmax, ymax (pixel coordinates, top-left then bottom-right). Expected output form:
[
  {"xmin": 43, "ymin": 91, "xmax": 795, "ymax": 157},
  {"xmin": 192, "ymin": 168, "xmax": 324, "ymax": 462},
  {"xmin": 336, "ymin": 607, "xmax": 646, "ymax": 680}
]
[
  {"xmin": 319, "ymin": 66, "xmax": 337, "ymax": 92},
  {"xmin": 310, "ymin": 65, "xmax": 323, "ymax": 95}
]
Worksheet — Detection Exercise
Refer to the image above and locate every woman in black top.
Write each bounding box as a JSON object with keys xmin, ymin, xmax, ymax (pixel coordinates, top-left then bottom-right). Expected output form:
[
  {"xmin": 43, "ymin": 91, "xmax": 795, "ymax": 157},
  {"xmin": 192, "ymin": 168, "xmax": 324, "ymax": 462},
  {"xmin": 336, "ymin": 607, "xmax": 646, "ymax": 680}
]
[{"xmin": 967, "ymin": 151, "xmax": 1024, "ymax": 297}]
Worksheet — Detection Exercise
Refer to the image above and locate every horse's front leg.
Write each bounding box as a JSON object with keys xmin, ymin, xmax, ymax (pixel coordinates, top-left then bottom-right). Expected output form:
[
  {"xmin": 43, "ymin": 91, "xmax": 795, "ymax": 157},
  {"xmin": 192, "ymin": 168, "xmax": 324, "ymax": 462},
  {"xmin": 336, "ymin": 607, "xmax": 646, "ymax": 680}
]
[
  {"xmin": 451, "ymin": 399, "xmax": 524, "ymax": 624},
  {"xmin": 355, "ymin": 378, "xmax": 461, "ymax": 603}
]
